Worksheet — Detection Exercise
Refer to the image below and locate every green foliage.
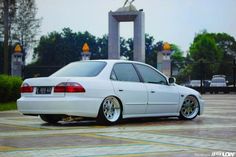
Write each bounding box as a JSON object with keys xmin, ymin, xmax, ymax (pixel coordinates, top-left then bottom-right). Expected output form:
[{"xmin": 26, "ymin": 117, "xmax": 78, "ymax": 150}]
[
  {"xmin": 0, "ymin": 75, "xmax": 22, "ymax": 103},
  {"xmin": 170, "ymin": 44, "xmax": 185, "ymax": 70},
  {"xmin": 210, "ymin": 33, "xmax": 236, "ymax": 77},
  {"xmin": 33, "ymin": 28, "xmax": 104, "ymax": 66},
  {"xmin": 145, "ymin": 34, "xmax": 157, "ymax": 67},
  {"xmin": 0, "ymin": 42, "xmax": 3, "ymax": 73},
  {"xmin": 177, "ymin": 31, "xmax": 236, "ymax": 82},
  {"xmin": 0, "ymin": 0, "xmax": 41, "ymax": 61},
  {"xmin": 189, "ymin": 32, "xmax": 223, "ymax": 79},
  {"xmin": 0, "ymin": 102, "xmax": 17, "ymax": 111},
  {"xmin": 31, "ymin": 29, "xmax": 160, "ymax": 68},
  {"xmin": 190, "ymin": 33, "xmax": 222, "ymax": 62}
]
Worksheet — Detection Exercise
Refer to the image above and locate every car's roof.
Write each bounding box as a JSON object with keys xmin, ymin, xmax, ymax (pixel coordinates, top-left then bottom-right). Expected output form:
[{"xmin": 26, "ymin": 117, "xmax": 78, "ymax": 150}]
[{"xmin": 73, "ymin": 59, "xmax": 147, "ymax": 65}]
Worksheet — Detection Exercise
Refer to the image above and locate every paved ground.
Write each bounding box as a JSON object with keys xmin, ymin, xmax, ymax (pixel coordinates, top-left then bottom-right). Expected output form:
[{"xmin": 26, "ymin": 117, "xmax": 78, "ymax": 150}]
[{"xmin": 0, "ymin": 94, "xmax": 235, "ymax": 157}]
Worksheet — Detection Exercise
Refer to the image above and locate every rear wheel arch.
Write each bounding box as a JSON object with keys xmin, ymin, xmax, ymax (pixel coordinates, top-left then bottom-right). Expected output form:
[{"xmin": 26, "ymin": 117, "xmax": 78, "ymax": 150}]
[
  {"xmin": 100, "ymin": 95, "xmax": 124, "ymax": 115},
  {"xmin": 97, "ymin": 95, "xmax": 123, "ymax": 125}
]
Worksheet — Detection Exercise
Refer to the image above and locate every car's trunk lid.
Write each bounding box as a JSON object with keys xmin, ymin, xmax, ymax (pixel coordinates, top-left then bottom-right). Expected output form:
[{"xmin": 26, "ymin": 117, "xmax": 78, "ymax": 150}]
[{"xmin": 23, "ymin": 77, "xmax": 71, "ymax": 97}]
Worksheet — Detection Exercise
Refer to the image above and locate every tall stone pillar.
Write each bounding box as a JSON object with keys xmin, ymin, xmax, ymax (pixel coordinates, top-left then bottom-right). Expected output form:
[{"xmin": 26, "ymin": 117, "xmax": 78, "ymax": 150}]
[
  {"xmin": 133, "ymin": 11, "xmax": 145, "ymax": 62},
  {"xmin": 108, "ymin": 12, "xmax": 120, "ymax": 59},
  {"xmin": 108, "ymin": 10, "xmax": 145, "ymax": 62}
]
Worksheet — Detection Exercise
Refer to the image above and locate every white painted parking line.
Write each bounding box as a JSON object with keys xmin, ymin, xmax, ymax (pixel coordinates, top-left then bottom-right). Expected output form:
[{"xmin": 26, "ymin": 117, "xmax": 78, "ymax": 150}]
[
  {"xmin": 98, "ymin": 132, "xmax": 236, "ymax": 151},
  {"xmin": 0, "ymin": 144, "xmax": 187, "ymax": 157}
]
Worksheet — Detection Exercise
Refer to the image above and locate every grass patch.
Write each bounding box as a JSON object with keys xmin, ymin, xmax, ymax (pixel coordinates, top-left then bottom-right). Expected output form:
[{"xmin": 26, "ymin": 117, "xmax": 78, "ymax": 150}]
[{"xmin": 0, "ymin": 102, "xmax": 17, "ymax": 111}]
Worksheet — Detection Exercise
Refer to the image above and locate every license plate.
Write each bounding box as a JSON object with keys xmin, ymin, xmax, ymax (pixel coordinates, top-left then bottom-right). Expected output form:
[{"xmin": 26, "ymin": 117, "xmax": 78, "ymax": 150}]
[{"xmin": 36, "ymin": 87, "xmax": 52, "ymax": 94}]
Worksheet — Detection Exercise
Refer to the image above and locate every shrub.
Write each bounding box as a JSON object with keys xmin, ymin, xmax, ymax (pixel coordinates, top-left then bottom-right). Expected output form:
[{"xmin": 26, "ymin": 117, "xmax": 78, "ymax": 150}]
[{"xmin": 0, "ymin": 75, "xmax": 22, "ymax": 103}]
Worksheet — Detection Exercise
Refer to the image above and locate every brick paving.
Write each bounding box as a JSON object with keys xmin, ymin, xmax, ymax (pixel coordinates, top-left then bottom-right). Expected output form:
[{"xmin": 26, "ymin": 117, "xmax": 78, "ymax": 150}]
[{"xmin": 0, "ymin": 94, "xmax": 235, "ymax": 157}]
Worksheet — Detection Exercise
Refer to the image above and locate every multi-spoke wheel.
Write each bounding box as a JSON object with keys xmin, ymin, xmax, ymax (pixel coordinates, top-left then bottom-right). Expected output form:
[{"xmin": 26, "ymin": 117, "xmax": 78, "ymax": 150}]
[
  {"xmin": 179, "ymin": 96, "xmax": 199, "ymax": 120},
  {"xmin": 98, "ymin": 96, "xmax": 122, "ymax": 125}
]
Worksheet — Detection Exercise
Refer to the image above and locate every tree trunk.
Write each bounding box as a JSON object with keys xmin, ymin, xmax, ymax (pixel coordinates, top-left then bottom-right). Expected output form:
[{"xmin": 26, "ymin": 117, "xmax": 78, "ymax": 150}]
[{"xmin": 3, "ymin": 0, "xmax": 9, "ymax": 75}]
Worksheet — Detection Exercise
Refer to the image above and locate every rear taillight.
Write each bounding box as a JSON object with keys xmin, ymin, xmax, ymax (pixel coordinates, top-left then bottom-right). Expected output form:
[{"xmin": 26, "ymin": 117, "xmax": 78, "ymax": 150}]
[
  {"xmin": 20, "ymin": 83, "xmax": 33, "ymax": 93},
  {"xmin": 54, "ymin": 82, "xmax": 85, "ymax": 93}
]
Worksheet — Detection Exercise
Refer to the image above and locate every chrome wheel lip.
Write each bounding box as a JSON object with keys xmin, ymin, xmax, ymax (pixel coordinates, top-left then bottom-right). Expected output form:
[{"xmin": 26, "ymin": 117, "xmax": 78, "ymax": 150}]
[
  {"xmin": 102, "ymin": 97, "xmax": 121, "ymax": 122},
  {"xmin": 181, "ymin": 96, "xmax": 199, "ymax": 119}
]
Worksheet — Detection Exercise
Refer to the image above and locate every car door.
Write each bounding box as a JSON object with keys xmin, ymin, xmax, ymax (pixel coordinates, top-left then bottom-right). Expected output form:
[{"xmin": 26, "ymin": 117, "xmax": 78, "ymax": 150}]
[
  {"xmin": 134, "ymin": 63, "xmax": 180, "ymax": 115},
  {"xmin": 111, "ymin": 63, "xmax": 148, "ymax": 115}
]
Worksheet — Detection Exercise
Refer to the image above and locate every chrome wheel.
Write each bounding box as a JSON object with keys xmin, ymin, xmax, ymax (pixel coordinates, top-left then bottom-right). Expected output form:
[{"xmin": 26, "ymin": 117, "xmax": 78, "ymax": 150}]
[
  {"xmin": 102, "ymin": 96, "xmax": 121, "ymax": 123},
  {"xmin": 180, "ymin": 96, "xmax": 199, "ymax": 120}
]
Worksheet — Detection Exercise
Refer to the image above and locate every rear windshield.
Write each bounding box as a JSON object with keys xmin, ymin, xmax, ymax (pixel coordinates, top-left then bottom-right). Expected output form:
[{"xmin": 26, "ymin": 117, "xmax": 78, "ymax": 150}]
[
  {"xmin": 212, "ymin": 78, "xmax": 225, "ymax": 83},
  {"xmin": 51, "ymin": 61, "xmax": 106, "ymax": 77}
]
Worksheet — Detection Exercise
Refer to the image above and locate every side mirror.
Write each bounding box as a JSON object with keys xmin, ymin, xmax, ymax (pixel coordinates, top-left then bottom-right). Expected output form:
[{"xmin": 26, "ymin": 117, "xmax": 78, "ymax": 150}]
[{"xmin": 169, "ymin": 77, "xmax": 176, "ymax": 84}]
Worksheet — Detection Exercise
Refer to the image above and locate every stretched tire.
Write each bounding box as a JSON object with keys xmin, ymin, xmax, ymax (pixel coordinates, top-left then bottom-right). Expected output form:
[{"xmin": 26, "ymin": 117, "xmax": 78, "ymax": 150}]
[
  {"xmin": 179, "ymin": 96, "xmax": 199, "ymax": 120},
  {"xmin": 97, "ymin": 96, "xmax": 122, "ymax": 125},
  {"xmin": 40, "ymin": 115, "xmax": 63, "ymax": 124}
]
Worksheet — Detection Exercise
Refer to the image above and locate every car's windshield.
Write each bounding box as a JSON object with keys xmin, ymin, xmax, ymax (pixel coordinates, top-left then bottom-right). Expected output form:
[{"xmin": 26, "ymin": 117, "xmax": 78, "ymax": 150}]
[{"xmin": 51, "ymin": 61, "xmax": 106, "ymax": 77}]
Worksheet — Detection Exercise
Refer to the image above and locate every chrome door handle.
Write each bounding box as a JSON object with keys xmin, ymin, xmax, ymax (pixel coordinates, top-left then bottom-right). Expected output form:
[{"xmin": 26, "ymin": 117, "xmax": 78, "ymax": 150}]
[{"xmin": 150, "ymin": 91, "xmax": 155, "ymax": 93}]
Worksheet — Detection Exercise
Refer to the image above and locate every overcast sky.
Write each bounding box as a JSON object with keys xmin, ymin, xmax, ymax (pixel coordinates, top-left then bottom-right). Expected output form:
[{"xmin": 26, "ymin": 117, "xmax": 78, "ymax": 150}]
[{"xmin": 35, "ymin": 0, "xmax": 236, "ymax": 52}]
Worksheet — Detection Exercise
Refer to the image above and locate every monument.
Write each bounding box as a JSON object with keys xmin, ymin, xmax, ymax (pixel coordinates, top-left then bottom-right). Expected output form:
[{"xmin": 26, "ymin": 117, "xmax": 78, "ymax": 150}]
[
  {"xmin": 11, "ymin": 43, "xmax": 23, "ymax": 77},
  {"xmin": 81, "ymin": 43, "xmax": 91, "ymax": 60},
  {"xmin": 108, "ymin": 0, "xmax": 145, "ymax": 62},
  {"xmin": 157, "ymin": 42, "xmax": 173, "ymax": 77}
]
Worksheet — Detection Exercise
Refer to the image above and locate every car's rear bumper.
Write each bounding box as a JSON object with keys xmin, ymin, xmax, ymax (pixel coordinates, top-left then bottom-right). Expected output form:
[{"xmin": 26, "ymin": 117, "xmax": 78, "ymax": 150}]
[{"xmin": 17, "ymin": 97, "xmax": 103, "ymax": 118}]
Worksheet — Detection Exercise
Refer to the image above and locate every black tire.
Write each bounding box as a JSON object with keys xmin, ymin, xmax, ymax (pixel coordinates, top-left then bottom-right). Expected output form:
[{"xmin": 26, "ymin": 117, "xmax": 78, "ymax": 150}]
[
  {"xmin": 179, "ymin": 96, "xmax": 200, "ymax": 120},
  {"xmin": 40, "ymin": 115, "xmax": 63, "ymax": 124},
  {"xmin": 97, "ymin": 96, "xmax": 122, "ymax": 125}
]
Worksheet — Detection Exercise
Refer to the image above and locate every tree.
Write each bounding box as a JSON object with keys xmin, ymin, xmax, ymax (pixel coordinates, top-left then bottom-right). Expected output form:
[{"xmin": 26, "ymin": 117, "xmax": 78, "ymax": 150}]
[
  {"xmin": 33, "ymin": 28, "xmax": 99, "ymax": 66},
  {"xmin": 144, "ymin": 34, "xmax": 155, "ymax": 66},
  {"xmin": 11, "ymin": 0, "xmax": 41, "ymax": 63},
  {"xmin": 120, "ymin": 37, "xmax": 130, "ymax": 59},
  {"xmin": 96, "ymin": 35, "xmax": 108, "ymax": 59},
  {"xmin": 0, "ymin": 0, "xmax": 16, "ymax": 38},
  {"xmin": 126, "ymin": 38, "xmax": 133, "ymax": 60},
  {"xmin": 0, "ymin": 0, "xmax": 41, "ymax": 74},
  {"xmin": 210, "ymin": 33, "xmax": 236, "ymax": 79},
  {"xmin": 189, "ymin": 32, "xmax": 223, "ymax": 79},
  {"xmin": 170, "ymin": 44, "xmax": 184, "ymax": 67},
  {"xmin": 0, "ymin": 42, "xmax": 3, "ymax": 73},
  {"xmin": 0, "ymin": 0, "xmax": 16, "ymax": 74}
]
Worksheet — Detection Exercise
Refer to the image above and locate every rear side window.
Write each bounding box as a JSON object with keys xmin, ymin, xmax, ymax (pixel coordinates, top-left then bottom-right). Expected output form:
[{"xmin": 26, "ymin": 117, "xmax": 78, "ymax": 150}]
[
  {"xmin": 135, "ymin": 64, "xmax": 167, "ymax": 85},
  {"xmin": 51, "ymin": 61, "xmax": 106, "ymax": 77},
  {"xmin": 112, "ymin": 63, "xmax": 140, "ymax": 82}
]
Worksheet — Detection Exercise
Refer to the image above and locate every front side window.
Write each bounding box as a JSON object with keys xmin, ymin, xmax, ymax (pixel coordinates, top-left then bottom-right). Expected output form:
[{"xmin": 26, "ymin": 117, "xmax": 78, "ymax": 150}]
[
  {"xmin": 135, "ymin": 64, "xmax": 167, "ymax": 85},
  {"xmin": 112, "ymin": 63, "xmax": 140, "ymax": 82}
]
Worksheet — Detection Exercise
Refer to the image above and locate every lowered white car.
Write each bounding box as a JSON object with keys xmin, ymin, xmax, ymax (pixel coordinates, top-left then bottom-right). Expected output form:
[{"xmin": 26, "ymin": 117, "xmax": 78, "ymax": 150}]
[{"xmin": 17, "ymin": 60, "xmax": 204, "ymax": 124}]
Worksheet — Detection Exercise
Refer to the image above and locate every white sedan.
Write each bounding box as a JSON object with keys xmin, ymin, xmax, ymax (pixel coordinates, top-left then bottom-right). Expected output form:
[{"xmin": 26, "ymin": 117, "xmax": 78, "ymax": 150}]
[{"xmin": 17, "ymin": 60, "xmax": 204, "ymax": 124}]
